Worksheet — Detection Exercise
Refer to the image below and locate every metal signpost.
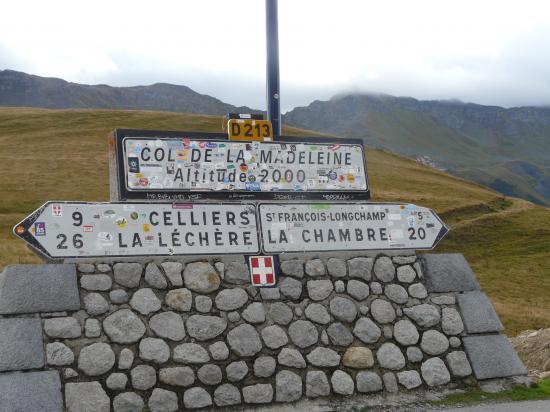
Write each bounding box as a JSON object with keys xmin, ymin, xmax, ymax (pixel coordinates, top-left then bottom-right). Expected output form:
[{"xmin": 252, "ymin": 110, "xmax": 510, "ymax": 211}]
[
  {"xmin": 13, "ymin": 202, "xmax": 259, "ymax": 259},
  {"xmin": 266, "ymin": 0, "xmax": 281, "ymax": 137},
  {"xmin": 258, "ymin": 203, "xmax": 448, "ymax": 253}
]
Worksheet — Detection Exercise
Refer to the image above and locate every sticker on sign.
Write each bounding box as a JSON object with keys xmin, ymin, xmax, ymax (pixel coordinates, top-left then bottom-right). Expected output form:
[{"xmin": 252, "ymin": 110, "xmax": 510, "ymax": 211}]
[
  {"xmin": 258, "ymin": 203, "xmax": 448, "ymax": 253},
  {"xmin": 13, "ymin": 202, "xmax": 259, "ymax": 259}
]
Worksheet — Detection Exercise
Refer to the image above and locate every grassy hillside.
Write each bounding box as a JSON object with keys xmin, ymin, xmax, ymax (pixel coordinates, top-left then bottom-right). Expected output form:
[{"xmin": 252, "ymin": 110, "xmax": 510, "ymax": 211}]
[{"xmin": 1, "ymin": 107, "xmax": 549, "ymax": 335}]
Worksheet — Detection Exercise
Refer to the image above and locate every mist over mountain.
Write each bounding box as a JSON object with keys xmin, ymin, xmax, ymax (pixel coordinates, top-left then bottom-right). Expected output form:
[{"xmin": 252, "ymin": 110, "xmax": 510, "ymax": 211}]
[{"xmin": 1, "ymin": 69, "xmax": 549, "ymax": 205}]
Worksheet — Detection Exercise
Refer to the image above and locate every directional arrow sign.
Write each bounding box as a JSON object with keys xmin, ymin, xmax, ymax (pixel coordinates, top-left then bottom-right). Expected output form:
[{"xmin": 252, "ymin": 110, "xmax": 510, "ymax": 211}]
[
  {"xmin": 13, "ymin": 202, "xmax": 260, "ymax": 259},
  {"xmin": 258, "ymin": 202, "xmax": 449, "ymax": 253}
]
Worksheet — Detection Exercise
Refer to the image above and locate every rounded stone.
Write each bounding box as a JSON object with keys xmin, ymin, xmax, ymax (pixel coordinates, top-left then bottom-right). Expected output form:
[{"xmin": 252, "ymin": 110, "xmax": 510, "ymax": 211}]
[
  {"xmin": 394, "ymin": 319, "xmax": 420, "ymax": 346},
  {"xmin": 330, "ymin": 296, "xmax": 357, "ymax": 322},
  {"xmin": 46, "ymin": 342, "xmax": 74, "ymax": 366},
  {"xmin": 78, "ymin": 263, "xmax": 95, "ymax": 273},
  {"xmin": 144, "ymin": 263, "xmax": 168, "ymax": 289},
  {"xmin": 397, "ymin": 265, "xmax": 416, "ymax": 283},
  {"xmin": 421, "ymin": 357, "xmax": 451, "ymax": 386},
  {"xmin": 446, "ymin": 351, "xmax": 472, "ymax": 377},
  {"xmin": 420, "ymin": 330, "xmax": 449, "ymax": 355},
  {"xmin": 159, "ymin": 367, "xmax": 195, "ymax": 387},
  {"xmin": 106, "ymin": 373, "xmax": 128, "ymax": 390},
  {"xmin": 383, "ymin": 372, "xmax": 398, "ymax": 393},
  {"xmin": 321, "ymin": 330, "xmax": 330, "ymax": 345},
  {"xmin": 347, "ymin": 257, "xmax": 373, "ymax": 280},
  {"xmin": 139, "ymin": 338, "xmax": 170, "ymax": 364},
  {"xmin": 149, "ymin": 388, "xmax": 178, "ymax": 412},
  {"xmin": 243, "ymin": 383, "xmax": 273, "ymax": 404},
  {"xmin": 261, "ymin": 325, "xmax": 288, "ymax": 349},
  {"xmin": 215, "ymin": 288, "xmax": 249, "ymax": 311},
  {"xmin": 173, "ymin": 343, "xmax": 209, "ymax": 364},
  {"xmin": 331, "ymin": 370, "xmax": 354, "ymax": 395},
  {"xmin": 186, "ymin": 315, "xmax": 227, "ymax": 341},
  {"xmin": 347, "ymin": 280, "xmax": 370, "ymax": 300},
  {"xmin": 370, "ymin": 281, "xmax": 383, "ymax": 295},
  {"xmin": 269, "ymin": 302, "xmax": 293, "ymax": 325},
  {"xmin": 278, "ymin": 348, "xmax": 306, "ymax": 368},
  {"xmin": 227, "ymin": 311, "xmax": 240, "ymax": 323},
  {"xmin": 384, "ymin": 284, "xmax": 408, "ymax": 304},
  {"xmin": 84, "ymin": 292, "xmax": 110, "ymax": 315},
  {"xmin": 357, "ymin": 371, "xmax": 383, "ymax": 393},
  {"xmin": 353, "ymin": 317, "xmax": 382, "ymax": 343},
  {"xmin": 334, "ymin": 280, "xmax": 345, "ymax": 293},
  {"xmin": 294, "ymin": 307, "xmax": 303, "ymax": 317},
  {"xmin": 288, "ymin": 320, "xmax": 319, "ymax": 348},
  {"xmin": 103, "ymin": 309, "xmax": 146, "ymax": 344},
  {"xmin": 306, "ymin": 371, "xmax": 330, "ymax": 397},
  {"xmin": 327, "ymin": 258, "xmax": 347, "ymax": 277},
  {"xmin": 449, "ymin": 336, "xmax": 461, "ymax": 348},
  {"xmin": 226, "ymin": 361, "xmax": 248, "ymax": 382},
  {"xmin": 407, "ymin": 346, "xmax": 424, "ymax": 363},
  {"xmin": 197, "ymin": 364, "xmax": 222, "ymax": 385},
  {"xmin": 254, "ymin": 356, "xmax": 276, "ymax": 377},
  {"xmin": 78, "ymin": 342, "xmax": 115, "ymax": 376},
  {"xmin": 85, "ymin": 318, "xmax": 101, "ymax": 338},
  {"xmin": 280, "ymin": 259, "xmax": 305, "ymax": 278},
  {"xmin": 183, "ymin": 387, "xmax": 212, "ymax": 409},
  {"xmin": 442, "ymin": 307, "xmax": 464, "ymax": 336},
  {"xmin": 403, "ymin": 304, "xmax": 441, "ymax": 327},
  {"xmin": 208, "ymin": 341, "xmax": 229, "ymax": 361},
  {"xmin": 328, "ymin": 322, "xmax": 354, "ymax": 346},
  {"xmin": 370, "ymin": 299, "xmax": 396, "ymax": 324},
  {"xmin": 110, "ymin": 289, "xmax": 129, "ymax": 304},
  {"xmin": 431, "ymin": 295, "xmax": 456, "ymax": 305},
  {"xmin": 183, "ymin": 262, "xmax": 220, "ymax": 293},
  {"xmin": 307, "ymin": 347, "xmax": 341, "ymax": 367},
  {"xmin": 275, "ymin": 370, "xmax": 302, "ymax": 402},
  {"xmin": 44, "ymin": 317, "xmax": 81, "ymax": 338},
  {"xmin": 227, "ymin": 324, "xmax": 263, "ymax": 356},
  {"xmin": 96, "ymin": 263, "xmax": 111, "ymax": 273},
  {"xmin": 397, "ymin": 370, "xmax": 422, "ymax": 389},
  {"xmin": 304, "ymin": 303, "xmax": 331, "ymax": 324},
  {"xmin": 214, "ymin": 384, "xmax": 241, "ymax": 406},
  {"xmin": 113, "ymin": 392, "xmax": 144, "ymax": 412},
  {"xmin": 383, "ymin": 325, "xmax": 393, "ymax": 339},
  {"xmin": 150, "ymin": 311, "xmax": 186, "ymax": 341},
  {"xmin": 81, "ymin": 274, "xmax": 112, "ymax": 291},
  {"xmin": 161, "ymin": 262, "xmax": 184, "ymax": 287},
  {"xmin": 376, "ymin": 343, "xmax": 406, "ymax": 370},
  {"xmin": 129, "ymin": 288, "xmax": 161, "ymax": 315},
  {"xmin": 279, "ymin": 277, "xmax": 302, "ymax": 300},
  {"xmin": 306, "ymin": 279, "xmax": 334, "ymax": 301},
  {"xmin": 131, "ymin": 365, "xmax": 157, "ymax": 390},
  {"xmin": 408, "ymin": 283, "xmax": 428, "ymax": 299},
  {"xmin": 194, "ymin": 295, "xmax": 212, "ymax": 313},
  {"xmin": 114, "ymin": 263, "xmax": 142, "ymax": 288},
  {"xmin": 342, "ymin": 346, "xmax": 374, "ymax": 368},
  {"xmin": 165, "ymin": 288, "xmax": 193, "ymax": 312},
  {"xmin": 118, "ymin": 349, "xmax": 134, "ymax": 370},
  {"xmin": 305, "ymin": 259, "xmax": 326, "ymax": 277},
  {"xmin": 242, "ymin": 302, "xmax": 266, "ymax": 323},
  {"xmin": 373, "ymin": 256, "xmax": 395, "ymax": 282}
]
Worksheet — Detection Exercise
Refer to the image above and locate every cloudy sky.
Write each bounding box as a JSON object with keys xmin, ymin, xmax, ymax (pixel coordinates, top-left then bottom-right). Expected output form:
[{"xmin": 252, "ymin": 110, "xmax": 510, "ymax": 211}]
[{"xmin": 1, "ymin": 0, "xmax": 550, "ymax": 112}]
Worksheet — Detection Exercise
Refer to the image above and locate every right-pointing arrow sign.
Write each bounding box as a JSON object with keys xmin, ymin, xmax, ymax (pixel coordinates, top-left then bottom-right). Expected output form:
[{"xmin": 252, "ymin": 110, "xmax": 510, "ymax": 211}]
[{"xmin": 259, "ymin": 202, "xmax": 449, "ymax": 253}]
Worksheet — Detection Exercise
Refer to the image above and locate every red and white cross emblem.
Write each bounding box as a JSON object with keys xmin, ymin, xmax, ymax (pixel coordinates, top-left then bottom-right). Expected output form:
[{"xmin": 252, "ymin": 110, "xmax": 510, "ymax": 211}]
[
  {"xmin": 248, "ymin": 255, "xmax": 277, "ymax": 287},
  {"xmin": 52, "ymin": 204, "xmax": 62, "ymax": 217}
]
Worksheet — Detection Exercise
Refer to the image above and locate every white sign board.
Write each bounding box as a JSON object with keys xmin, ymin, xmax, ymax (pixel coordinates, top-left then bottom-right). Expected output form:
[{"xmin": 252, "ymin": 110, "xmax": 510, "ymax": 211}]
[
  {"xmin": 123, "ymin": 138, "xmax": 367, "ymax": 193},
  {"xmin": 14, "ymin": 202, "xmax": 259, "ymax": 258},
  {"xmin": 259, "ymin": 203, "xmax": 448, "ymax": 253}
]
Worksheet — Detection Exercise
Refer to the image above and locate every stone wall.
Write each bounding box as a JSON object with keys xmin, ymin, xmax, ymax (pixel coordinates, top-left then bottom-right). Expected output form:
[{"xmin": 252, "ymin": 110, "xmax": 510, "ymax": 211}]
[{"xmin": 0, "ymin": 253, "xmax": 527, "ymax": 411}]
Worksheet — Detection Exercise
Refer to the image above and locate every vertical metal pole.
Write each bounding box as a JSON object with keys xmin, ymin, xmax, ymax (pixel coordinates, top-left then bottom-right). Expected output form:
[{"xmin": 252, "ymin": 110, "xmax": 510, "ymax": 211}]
[{"xmin": 266, "ymin": 0, "xmax": 281, "ymax": 138}]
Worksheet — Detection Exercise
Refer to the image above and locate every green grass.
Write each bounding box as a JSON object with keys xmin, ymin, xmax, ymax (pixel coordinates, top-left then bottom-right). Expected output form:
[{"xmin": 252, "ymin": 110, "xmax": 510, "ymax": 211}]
[
  {"xmin": 0, "ymin": 107, "xmax": 549, "ymax": 335},
  {"xmin": 431, "ymin": 378, "xmax": 550, "ymax": 406}
]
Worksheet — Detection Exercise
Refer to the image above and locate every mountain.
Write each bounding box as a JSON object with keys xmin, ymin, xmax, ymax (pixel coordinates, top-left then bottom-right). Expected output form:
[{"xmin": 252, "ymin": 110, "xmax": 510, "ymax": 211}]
[
  {"xmin": 0, "ymin": 69, "xmax": 258, "ymax": 115},
  {"xmin": 1, "ymin": 107, "xmax": 549, "ymax": 334},
  {"xmin": 284, "ymin": 94, "xmax": 550, "ymax": 205}
]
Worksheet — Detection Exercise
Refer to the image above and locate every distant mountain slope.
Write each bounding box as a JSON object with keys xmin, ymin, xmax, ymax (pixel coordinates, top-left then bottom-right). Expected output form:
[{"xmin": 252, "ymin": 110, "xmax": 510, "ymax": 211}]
[
  {"xmin": 0, "ymin": 69, "xmax": 258, "ymax": 115},
  {"xmin": 284, "ymin": 94, "xmax": 550, "ymax": 205}
]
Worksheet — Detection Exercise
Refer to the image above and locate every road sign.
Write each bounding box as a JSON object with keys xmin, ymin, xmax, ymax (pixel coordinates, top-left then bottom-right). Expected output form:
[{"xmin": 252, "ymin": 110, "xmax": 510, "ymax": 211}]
[
  {"xmin": 248, "ymin": 255, "xmax": 278, "ymax": 287},
  {"xmin": 13, "ymin": 202, "xmax": 259, "ymax": 259},
  {"xmin": 113, "ymin": 129, "xmax": 370, "ymax": 201},
  {"xmin": 228, "ymin": 118, "xmax": 273, "ymax": 141},
  {"xmin": 258, "ymin": 202, "xmax": 448, "ymax": 253}
]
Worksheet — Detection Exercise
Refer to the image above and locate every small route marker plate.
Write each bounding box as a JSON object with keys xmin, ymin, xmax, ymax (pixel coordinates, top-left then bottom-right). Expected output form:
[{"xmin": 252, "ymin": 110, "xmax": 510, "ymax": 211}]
[
  {"xmin": 13, "ymin": 202, "xmax": 259, "ymax": 259},
  {"xmin": 228, "ymin": 119, "xmax": 273, "ymax": 141},
  {"xmin": 258, "ymin": 202, "xmax": 449, "ymax": 253}
]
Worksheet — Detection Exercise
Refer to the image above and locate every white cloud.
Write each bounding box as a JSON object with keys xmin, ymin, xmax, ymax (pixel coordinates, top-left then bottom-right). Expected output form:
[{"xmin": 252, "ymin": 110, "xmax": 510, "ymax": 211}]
[{"xmin": 1, "ymin": 0, "xmax": 550, "ymax": 111}]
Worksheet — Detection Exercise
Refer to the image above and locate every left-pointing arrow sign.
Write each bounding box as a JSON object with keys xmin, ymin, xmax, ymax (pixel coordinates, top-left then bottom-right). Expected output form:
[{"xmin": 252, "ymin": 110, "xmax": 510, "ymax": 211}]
[{"xmin": 13, "ymin": 202, "xmax": 260, "ymax": 259}]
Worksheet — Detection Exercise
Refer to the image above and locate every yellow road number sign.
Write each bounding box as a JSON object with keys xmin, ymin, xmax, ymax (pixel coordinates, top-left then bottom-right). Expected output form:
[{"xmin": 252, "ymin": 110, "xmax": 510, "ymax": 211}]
[{"xmin": 228, "ymin": 119, "xmax": 273, "ymax": 141}]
